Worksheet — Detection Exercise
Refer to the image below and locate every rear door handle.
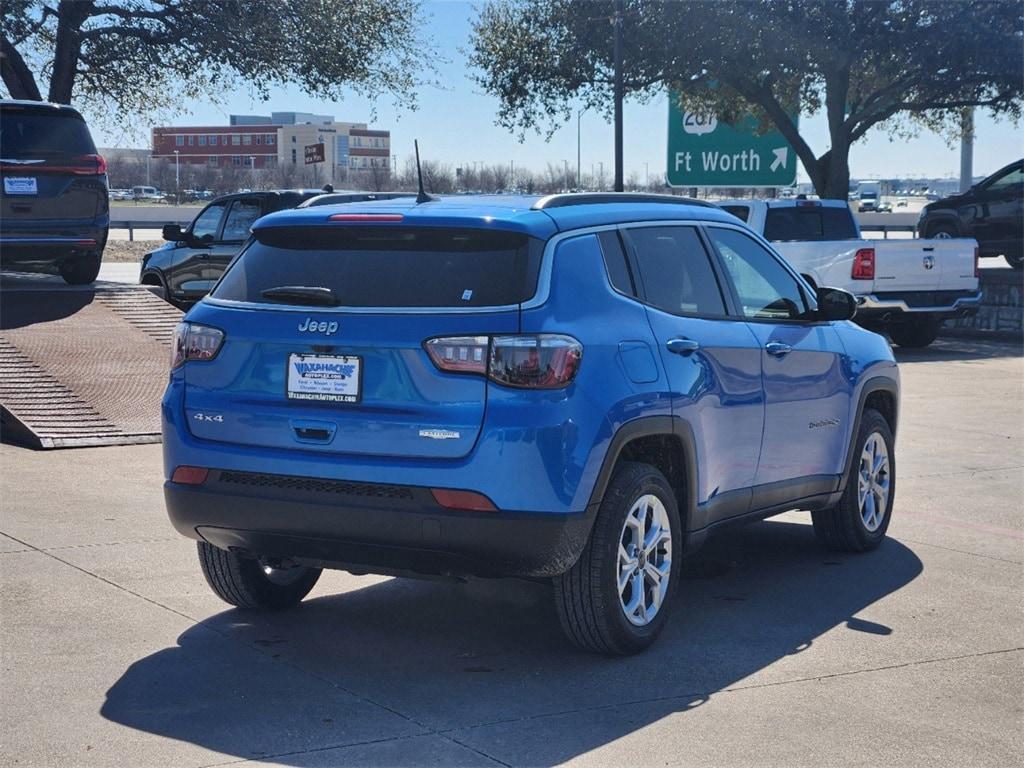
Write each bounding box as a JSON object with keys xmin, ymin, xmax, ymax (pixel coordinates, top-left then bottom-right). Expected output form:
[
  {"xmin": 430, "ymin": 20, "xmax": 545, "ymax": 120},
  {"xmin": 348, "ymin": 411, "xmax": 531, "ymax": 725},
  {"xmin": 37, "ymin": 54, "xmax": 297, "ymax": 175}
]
[
  {"xmin": 765, "ymin": 342, "xmax": 793, "ymax": 357},
  {"xmin": 666, "ymin": 337, "xmax": 700, "ymax": 356}
]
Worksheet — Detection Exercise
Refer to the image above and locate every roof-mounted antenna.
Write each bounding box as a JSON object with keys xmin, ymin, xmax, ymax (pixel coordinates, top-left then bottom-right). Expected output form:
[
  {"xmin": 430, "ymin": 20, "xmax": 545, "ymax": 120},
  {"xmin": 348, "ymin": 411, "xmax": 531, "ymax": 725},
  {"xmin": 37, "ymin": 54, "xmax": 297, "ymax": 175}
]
[{"xmin": 414, "ymin": 140, "xmax": 435, "ymax": 204}]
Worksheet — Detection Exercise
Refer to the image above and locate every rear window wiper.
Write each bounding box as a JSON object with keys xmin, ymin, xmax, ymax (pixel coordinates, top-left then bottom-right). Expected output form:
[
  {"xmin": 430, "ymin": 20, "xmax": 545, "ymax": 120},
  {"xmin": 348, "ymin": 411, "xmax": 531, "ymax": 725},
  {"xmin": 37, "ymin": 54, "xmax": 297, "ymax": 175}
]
[{"xmin": 260, "ymin": 286, "xmax": 340, "ymax": 306}]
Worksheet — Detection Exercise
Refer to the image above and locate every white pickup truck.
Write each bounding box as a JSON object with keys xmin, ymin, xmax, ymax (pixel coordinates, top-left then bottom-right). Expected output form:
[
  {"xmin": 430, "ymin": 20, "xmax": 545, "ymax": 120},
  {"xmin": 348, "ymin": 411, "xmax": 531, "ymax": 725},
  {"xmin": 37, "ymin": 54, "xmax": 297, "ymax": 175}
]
[{"xmin": 717, "ymin": 199, "xmax": 981, "ymax": 347}]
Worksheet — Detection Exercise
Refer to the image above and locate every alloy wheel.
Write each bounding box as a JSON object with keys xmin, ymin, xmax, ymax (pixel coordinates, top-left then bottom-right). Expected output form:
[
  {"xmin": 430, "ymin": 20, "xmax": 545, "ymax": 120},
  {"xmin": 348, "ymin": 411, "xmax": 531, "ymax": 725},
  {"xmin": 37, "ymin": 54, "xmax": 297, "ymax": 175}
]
[{"xmin": 617, "ymin": 494, "xmax": 672, "ymax": 627}]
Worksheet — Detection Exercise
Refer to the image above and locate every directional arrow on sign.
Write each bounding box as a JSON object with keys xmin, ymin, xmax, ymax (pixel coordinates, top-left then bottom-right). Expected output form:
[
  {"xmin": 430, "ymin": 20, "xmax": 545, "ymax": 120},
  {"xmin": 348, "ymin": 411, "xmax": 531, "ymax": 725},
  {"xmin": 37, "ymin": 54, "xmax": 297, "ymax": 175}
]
[{"xmin": 770, "ymin": 147, "xmax": 788, "ymax": 172}]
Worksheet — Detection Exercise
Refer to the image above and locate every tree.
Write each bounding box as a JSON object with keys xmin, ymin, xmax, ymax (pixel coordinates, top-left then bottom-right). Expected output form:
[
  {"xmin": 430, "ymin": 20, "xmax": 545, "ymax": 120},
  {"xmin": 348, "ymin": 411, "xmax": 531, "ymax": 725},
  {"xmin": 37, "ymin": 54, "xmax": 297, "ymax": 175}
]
[
  {"xmin": 469, "ymin": 0, "xmax": 1023, "ymax": 199},
  {"xmin": 2, "ymin": 0, "xmax": 428, "ymax": 131}
]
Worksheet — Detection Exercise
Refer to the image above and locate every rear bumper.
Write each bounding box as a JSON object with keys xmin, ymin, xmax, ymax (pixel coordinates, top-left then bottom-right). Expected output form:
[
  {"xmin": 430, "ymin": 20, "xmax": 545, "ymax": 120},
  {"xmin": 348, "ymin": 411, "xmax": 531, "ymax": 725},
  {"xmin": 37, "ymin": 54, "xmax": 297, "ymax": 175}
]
[
  {"xmin": 165, "ymin": 470, "xmax": 596, "ymax": 578},
  {"xmin": 856, "ymin": 289, "xmax": 982, "ymax": 318},
  {"xmin": 0, "ymin": 220, "xmax": 109, "ymax": 265}
]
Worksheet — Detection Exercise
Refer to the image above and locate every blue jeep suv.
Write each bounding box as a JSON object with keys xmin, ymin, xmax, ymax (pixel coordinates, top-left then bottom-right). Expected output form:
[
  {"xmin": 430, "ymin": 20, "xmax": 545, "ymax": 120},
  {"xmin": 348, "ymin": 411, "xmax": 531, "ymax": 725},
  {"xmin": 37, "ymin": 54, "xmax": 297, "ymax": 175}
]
[{"xmin": 162, "ymin": 193, "xmax": 899, "ymax": 654}]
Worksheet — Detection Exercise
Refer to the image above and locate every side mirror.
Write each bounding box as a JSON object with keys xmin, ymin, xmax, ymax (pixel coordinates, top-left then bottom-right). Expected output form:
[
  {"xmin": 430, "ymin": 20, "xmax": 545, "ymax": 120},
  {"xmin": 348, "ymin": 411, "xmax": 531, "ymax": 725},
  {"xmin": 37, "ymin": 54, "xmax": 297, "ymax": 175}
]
[
  {"xmin": 162, "ymin": 223, "xmax": 185, "ymax": 242},
  {"xmin": 816, "ymin": 286, "xmax": 857, "ymax": 322}
]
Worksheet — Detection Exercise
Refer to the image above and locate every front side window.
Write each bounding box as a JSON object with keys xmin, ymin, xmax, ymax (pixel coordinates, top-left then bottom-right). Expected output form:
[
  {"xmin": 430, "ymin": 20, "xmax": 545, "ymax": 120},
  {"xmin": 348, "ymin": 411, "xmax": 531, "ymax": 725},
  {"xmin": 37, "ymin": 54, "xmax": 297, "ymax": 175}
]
[
  {"xmin": 221, "ymin": 199, "xmax": 262, "ymax": 242},
  {"xmin": 707, "ymin": 227, "xmax": 810, "ymax": 321},
  {"xmin": 625, "ymin": 226, "xmax": 726, "ymax": 316},
  {"xmin": 190, "ymin": 202, "xmax": 227, "ymax": 241}
]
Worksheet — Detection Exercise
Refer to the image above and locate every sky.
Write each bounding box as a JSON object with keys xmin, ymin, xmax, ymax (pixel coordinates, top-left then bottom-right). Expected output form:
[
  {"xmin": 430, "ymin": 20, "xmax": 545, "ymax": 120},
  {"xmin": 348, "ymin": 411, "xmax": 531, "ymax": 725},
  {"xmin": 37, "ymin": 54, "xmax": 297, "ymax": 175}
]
[{"xmin": 94, "ymin": 1, "xmax": 1023, "ymax": 183}]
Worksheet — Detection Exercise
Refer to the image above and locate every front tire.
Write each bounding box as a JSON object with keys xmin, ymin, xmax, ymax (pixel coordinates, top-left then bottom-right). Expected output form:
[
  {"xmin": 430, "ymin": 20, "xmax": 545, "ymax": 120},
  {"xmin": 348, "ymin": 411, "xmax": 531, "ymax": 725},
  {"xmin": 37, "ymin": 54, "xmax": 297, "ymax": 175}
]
[
  {"xmin": 554, "ymin": 462, "xmax": 682, "ymax": 655},
  {"xmin": 812, "ymin": 409, "xmax": 895, "ymax": 552},
  {"xmin": 197, "ymin": 542, "xmax": 321, "ymax": 610},
  {"xmin": 927, "ymin": 223, "xmax": 958, "ymax": 239},
  {"xmin": 888, "ymin": 317, "xmax": 941, "ymax": 348}
]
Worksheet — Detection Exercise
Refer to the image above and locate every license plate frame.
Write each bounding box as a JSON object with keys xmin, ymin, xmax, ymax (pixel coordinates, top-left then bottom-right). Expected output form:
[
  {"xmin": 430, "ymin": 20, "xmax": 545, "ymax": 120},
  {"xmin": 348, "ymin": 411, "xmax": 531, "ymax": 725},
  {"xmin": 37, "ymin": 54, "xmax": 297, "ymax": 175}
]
[
  {"xmin": 286, "ymin": 353, "xmax": 362, "ymax": 403},
  {"xmin": 4, "ymin": 177, "xmax": 38, "ymax": 196}
]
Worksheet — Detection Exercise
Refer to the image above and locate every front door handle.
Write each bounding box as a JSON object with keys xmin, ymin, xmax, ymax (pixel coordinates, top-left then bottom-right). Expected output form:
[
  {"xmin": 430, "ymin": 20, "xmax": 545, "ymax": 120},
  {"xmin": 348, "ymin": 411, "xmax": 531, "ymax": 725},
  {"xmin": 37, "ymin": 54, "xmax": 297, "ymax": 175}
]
[
  {"xmin": 666, "ymin": 337, "xmax": 700, "ymax": 356},
  {"xmin": 765, "ymin": 341, "xmax": 793, "ymax": 357}
]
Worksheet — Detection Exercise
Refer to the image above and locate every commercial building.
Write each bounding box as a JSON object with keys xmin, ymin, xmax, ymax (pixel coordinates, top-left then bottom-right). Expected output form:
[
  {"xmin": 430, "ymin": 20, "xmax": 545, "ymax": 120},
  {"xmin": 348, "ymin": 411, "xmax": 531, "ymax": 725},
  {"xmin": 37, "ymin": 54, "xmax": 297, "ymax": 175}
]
[{"xmin": 151, "ymin": 112, "xmax": 391, "ymax": 181}]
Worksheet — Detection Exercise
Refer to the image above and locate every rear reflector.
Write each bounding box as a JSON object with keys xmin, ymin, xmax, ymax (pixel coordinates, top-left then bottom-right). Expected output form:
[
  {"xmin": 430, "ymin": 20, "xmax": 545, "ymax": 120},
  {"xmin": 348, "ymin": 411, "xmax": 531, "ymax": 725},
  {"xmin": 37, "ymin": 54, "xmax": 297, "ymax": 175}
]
[
  {"xmin": 431, "ymin": 488, "xmax": 497, "ymax": 512},
  {"xmin": 171, "ymin": 466, "xmax": 209, "ymax": 485},
  {"xmin": 328, "ymin": 213, "xmax": 404, "ymax": 222},
  {"xmin": 851, "ymin": 248, "xmax": 875, "ymax": 280}
]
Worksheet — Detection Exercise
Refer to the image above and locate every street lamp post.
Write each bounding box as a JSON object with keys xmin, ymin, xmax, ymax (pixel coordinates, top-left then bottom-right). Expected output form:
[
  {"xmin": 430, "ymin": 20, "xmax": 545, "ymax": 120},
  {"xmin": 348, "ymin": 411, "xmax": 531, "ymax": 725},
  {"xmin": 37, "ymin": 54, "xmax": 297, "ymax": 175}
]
[
  {"xmin": 173, "ymin": 150, "xmax": 180, "ymax": 205},
  {"xmin": 563, "ymin": 159, "xmax": 569, "ymax": 190},
  {"xmin": 577, "ymin": 109, "xmax": 583, "ymax": 189}
]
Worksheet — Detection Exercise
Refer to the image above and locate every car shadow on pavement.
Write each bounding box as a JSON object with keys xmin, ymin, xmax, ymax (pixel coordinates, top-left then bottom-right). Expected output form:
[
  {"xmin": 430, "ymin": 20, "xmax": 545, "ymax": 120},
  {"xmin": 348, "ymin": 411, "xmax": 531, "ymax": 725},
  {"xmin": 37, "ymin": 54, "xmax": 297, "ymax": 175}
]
[
  {"xmin": 101, "ymin": 520, "xmax": 922, "ymax": 766},
  {"xmin": 0, "ymin": 283, "xmax": 97, "ymax": 330}
]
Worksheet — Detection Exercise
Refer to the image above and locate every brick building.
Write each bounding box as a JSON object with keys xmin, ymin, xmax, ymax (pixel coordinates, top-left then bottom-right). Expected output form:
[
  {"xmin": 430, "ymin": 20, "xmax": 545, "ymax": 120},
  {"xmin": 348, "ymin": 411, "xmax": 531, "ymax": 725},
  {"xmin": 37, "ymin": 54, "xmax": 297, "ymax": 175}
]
[{"xmin": 151, "ymin": 113, "xmax": 391, "ymax": 181}]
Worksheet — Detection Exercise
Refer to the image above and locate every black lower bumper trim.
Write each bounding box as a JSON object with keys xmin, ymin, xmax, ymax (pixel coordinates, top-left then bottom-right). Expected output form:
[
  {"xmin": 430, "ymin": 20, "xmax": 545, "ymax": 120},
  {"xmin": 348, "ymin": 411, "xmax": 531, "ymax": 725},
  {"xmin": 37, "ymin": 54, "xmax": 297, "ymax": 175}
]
[{"xmin": 165, "ymin": 472, "xmax": 596, "ymax": 579}]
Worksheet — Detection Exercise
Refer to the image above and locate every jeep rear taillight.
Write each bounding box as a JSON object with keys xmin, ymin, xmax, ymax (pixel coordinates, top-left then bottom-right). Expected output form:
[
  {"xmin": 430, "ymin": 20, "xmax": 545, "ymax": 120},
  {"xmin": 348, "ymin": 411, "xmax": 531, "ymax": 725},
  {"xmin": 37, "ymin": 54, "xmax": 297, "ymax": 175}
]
[
  {"xmin": 171, "ymin": 322, "xmax": 224, "ymax": 369},
  {"xmin": 424, "ymin": 334, "xmax": 583, "ymax": 389},
  {"xmin": 852, "ymin": 248, "xmax": 875, "ymax": 280}
]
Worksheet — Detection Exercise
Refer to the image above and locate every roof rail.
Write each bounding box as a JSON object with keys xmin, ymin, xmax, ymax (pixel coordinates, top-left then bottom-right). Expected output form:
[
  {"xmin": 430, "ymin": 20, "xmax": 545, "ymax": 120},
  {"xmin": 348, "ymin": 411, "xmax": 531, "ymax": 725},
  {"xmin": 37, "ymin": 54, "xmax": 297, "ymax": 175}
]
[{"xmin": 531, "ymin": 193, "xmax": 712, "ymax": 211}]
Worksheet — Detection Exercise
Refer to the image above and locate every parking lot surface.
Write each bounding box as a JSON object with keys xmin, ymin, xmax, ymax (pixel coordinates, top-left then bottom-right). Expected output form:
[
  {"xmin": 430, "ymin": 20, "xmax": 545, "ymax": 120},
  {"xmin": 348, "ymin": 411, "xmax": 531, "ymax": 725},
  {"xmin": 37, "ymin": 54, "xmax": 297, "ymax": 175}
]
[{"xmin": 1, "ymin": 335, "xmax": 1021, "ymax": 767}]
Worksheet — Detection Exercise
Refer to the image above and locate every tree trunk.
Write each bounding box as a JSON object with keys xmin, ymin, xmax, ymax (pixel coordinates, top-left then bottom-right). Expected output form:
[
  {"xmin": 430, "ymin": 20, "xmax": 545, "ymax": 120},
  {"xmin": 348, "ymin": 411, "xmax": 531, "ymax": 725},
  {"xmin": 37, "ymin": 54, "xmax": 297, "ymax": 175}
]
[
  {"xmin": 47, "ymin": 0, "xmax": 93, "ymax": 104},
  {"xmin": 0, "ymin": 36, "xmax": 42, "ymax": 100}
]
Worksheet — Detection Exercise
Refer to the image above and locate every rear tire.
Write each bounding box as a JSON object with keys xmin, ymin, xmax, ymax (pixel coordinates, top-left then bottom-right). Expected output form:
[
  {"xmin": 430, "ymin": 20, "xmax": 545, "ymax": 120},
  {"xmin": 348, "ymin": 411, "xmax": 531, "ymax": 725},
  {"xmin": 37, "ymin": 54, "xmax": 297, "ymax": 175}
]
[
  {"xmin": 888, "ymin": 318, "xmax": 940, "ymax": 348},
  {"xmin": 197, "ymin": 541, "xmax": 321, "ymax": 610},
  {"xmin": 554, "ymin": 461, "xmax": 682, "ymax": 655},
  {"xmin": 59, "ymin": 253, "xmax": 101, "ymax": 285},
  {"xmin": 812, "ymin": 409, "xmax": 895, "ymax": 553}
]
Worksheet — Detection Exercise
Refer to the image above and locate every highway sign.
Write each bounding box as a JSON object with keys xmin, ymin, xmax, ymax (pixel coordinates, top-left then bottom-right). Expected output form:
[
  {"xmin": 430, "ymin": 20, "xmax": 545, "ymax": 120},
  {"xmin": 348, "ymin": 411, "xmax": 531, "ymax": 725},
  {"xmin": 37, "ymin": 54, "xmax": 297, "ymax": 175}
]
[
  {"xmin": 666, "ymin": 93, "xmax": 797, "ymax": 187},
  {"xmin": 304, "ymin": 143, "xmax": 325, "ymax": 165}
]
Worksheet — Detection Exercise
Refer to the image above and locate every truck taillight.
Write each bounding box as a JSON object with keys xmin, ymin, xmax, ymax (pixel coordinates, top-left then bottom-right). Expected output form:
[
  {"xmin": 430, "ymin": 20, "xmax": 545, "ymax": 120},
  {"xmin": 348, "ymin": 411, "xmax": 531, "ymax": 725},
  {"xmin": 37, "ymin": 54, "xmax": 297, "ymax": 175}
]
[
  {"xmin": 424, "ymin": 334, "xmax": 583, "ymax": 389},
  {"xmin": 171, "ymin": 322, "xmax": 224, "ymax": 369},
  {"xmin": 852, "ymin": 248, "xmax": 875, "ymax": 280}
]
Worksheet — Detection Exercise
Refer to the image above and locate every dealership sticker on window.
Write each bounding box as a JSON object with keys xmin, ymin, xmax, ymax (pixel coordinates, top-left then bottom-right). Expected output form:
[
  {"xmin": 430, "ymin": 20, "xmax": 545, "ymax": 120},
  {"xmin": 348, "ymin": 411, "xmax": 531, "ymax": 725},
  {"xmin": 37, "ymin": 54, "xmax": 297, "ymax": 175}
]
[
  {"xmin": 286, "ymin": 354, "xmax": 361, "ymax": 402},
  {"xmin": 4, "ymin": 177, "xmax": 38, "ymax": 195}
]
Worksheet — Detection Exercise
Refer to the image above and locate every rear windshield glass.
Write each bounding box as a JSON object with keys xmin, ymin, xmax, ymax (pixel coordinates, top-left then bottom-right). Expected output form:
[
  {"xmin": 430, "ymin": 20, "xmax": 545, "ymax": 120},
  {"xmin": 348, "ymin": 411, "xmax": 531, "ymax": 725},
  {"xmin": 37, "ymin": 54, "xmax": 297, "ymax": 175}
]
[
  {"xmin": 719, "ymin": 205, "xmax": 750, "ymax": 223},
  {"xmin": 212, "ymin": 226, "xmax": 544, "ymax": 307},
  {"xmin": 764, "ymin": 207, "xmax": 858, "ymax": 241},
  {"xmin": 0, "ymin": 109, "xmax": 96, "ymax": 158}
]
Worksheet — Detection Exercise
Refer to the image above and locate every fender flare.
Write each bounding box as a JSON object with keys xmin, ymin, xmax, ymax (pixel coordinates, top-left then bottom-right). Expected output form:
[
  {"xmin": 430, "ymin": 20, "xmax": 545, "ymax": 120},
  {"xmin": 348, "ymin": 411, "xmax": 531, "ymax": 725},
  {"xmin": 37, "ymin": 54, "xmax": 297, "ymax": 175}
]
[
  {"xmin": 586, "ymin": 415, "xmax": 699, "ymax": 534},
  {"xmin": 921, "ymin": 212, "xmax": 962, "ymax": 237},
  {"xmin": 840, "ymin": 375, "xmax": 900, "ymax": 493}
]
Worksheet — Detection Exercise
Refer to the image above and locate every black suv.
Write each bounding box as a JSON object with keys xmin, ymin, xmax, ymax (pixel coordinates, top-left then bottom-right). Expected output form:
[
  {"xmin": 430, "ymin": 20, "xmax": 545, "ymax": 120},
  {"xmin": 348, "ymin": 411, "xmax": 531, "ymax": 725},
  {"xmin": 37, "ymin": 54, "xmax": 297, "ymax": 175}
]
[
  {"xmin": 918, "ymin": 159, "xmax": 1023, "ymax": 269},
  {"xmin": 140, "ymin": 190, "xmax": 323, "ymax": 306},
  {"xmin": 0, "ymin": 100, "xmax": 109, "ymax": 284}
]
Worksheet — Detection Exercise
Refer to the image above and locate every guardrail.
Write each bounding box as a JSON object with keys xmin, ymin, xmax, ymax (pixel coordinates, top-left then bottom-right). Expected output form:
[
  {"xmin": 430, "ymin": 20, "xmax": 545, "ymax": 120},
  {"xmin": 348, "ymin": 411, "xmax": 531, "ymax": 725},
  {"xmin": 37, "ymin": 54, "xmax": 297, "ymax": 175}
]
[{"xmin": 109, "ymin": 221, "xmax": 178, "ymax": 241}]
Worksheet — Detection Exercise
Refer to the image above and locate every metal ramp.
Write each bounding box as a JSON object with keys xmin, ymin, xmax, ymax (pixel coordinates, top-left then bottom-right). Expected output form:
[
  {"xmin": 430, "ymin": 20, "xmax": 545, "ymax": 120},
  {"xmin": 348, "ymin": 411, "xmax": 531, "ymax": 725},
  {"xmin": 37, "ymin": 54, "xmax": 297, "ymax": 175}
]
[{"xmin": 0, "ymin": 274, "xmax": 182, "ymax": 448}]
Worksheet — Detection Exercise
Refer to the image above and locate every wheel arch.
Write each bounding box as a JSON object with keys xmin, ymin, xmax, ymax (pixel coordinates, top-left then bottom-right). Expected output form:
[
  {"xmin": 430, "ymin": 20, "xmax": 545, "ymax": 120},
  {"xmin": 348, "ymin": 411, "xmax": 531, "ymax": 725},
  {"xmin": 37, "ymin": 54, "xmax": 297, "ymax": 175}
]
[
  {"xmin": 587, "ymin": 416, "xmax": 698, "ymax": 537},
  {"xmin": 923, "ymin": 212, "xmax": 962, "ymax": 237},
  {"xmin": 841, "ymin": 376, "xmax": 900, "ymax": 494}
]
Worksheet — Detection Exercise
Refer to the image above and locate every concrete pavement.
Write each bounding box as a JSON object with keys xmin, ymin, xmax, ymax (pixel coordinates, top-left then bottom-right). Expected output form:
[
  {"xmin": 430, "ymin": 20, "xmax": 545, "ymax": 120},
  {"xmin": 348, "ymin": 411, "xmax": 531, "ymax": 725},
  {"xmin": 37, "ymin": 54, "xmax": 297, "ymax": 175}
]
[{"xmin": 1, "ymin": 336, "xmax": 1021, "ymax": 767}]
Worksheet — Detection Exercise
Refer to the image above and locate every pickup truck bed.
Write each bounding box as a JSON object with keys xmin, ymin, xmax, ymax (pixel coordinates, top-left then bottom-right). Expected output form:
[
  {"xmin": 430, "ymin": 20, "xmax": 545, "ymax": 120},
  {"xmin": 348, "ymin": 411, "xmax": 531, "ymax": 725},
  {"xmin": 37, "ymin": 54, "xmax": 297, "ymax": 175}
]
[{"xmin": 717, "ymin": 199, "xmax": 981, "ymax": 347}]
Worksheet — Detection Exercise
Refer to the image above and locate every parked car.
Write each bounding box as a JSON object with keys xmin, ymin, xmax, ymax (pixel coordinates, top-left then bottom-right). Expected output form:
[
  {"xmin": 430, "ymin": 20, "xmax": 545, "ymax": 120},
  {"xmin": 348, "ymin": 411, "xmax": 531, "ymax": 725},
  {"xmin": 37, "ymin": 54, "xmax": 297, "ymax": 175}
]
[
  {"xmin": 162, "ymin": 193, "xmax": 900, "ymax": 655},
  {"xmin": 0, "ymin": 99, "xmax": 109, "ymax": 284},
  {"xmin": 109, "ymin": 188, "xmax": 132, "ymax": 201},
  {"xmin": 131, "ymin": 185, "xmax": 163, "ymax": 201},
  {"xmin": 140, "ymin": 189, "xmax": 321, "ymax": 306},
  {"xmin": 718, "ymin": 198, "xmax": 979, "ymax": 347},
  {"xmin": 298, "ymin": 191, "xmax": 416, "ymax": 207},
  {"xmin": 917, "ymin": 159, "xmax": 1023, "ymax": 269}
]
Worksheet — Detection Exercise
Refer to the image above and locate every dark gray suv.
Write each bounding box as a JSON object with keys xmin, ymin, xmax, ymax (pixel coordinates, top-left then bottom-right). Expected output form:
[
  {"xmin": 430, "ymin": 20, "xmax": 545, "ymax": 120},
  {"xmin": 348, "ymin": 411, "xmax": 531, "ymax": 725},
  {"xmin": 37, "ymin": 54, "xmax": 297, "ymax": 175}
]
[{"xmin": 0, "ymin": 100, "xmax": 109, "ymax": 284}]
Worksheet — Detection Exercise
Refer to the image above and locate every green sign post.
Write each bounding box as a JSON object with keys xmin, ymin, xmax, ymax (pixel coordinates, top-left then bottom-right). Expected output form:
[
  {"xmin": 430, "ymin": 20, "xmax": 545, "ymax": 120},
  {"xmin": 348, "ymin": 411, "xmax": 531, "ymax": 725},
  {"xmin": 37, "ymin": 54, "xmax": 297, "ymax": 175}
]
[{"xmin": 666, "ymin": 93, "xmax": 797, "ymax": 188}]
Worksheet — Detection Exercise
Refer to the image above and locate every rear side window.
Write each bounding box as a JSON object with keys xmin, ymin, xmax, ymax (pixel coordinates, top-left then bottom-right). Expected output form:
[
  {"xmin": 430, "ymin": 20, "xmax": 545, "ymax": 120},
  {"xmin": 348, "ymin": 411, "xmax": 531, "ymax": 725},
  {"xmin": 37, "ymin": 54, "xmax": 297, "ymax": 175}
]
[
  {"xmin": 597, "ymin": 230, "xmax": 635, "ymax": 296},
  {"xmin": 221, "ymin": 199, "xmax": 262, "ymax": 241},
  {"xmin": 0, "ymin": 109, "xmax": 96, "ymax": 157},
  {"xmin": 625, "ymin": 226, "xmax": 727, "ymax": 316},
  {"xmin": 212, "ymin": 226, "xmax": 544, "ymax": 308},
  {"xmin": 764, "ymin": 206, "xmax": 858, "ymax": 241}
]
